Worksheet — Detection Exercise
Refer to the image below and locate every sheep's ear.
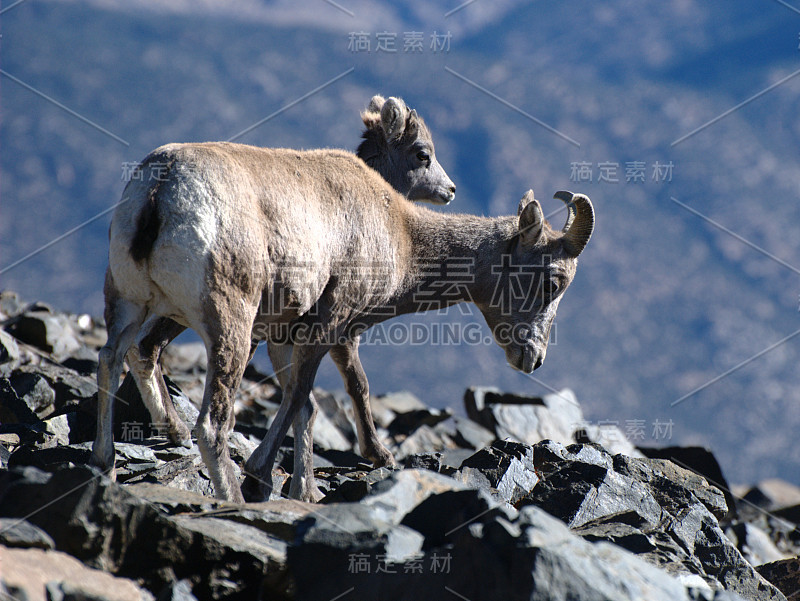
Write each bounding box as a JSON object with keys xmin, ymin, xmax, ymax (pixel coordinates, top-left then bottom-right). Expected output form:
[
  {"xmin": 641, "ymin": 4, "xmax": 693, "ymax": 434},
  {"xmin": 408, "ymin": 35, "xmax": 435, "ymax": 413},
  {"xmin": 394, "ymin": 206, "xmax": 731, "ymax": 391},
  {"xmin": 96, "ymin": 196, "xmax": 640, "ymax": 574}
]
[
  {"xmin": 518, "ymin": 190, "xmax": 545, "ymax": 246},
  {"xmin": 381, "ymin": 97, "xmax": 408, "ymax": 141},
  {"xmin": 405, "ymin": 108, "xmax": 420, "ymax": 139},
  {"xmin": 367, "ymin": 95, "xmax": 385, "ymax": 113}
]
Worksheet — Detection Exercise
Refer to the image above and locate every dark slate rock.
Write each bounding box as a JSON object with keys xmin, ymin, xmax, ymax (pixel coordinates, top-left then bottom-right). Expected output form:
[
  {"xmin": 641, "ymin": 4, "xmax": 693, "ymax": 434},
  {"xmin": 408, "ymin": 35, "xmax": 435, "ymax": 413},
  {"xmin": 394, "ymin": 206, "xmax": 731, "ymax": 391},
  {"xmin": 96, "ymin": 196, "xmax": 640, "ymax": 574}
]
[
  {"xmin": 0, "ymin": 442, "xmax": 10, "ymax": 469},
  {"xmin": 525, "ymin": 442, "xmax": 784, "ymax": 600},
  {"xmin": 402, "ymin": 451, "xmax": 449, "ymax": 473},
  {"xmin": 455, "ymin": 439, "xmax": 539, "ymax": 506},
  {"xmin": 287, "ymin": 504, "xmax": 424, "ymax": 600},
  {"xmin": 0, "ymin": 517, "xmax": 56, "ymax": 549},
  {"xmin": 386, "ymin": 407, "xmax": 453, "ymax": 436},
  {"xmin": 0, "ymin": 378, "xmax": 41, "ymax": 425},
  {"xmin": 0, "ymin": 465, "xmax": 292, "ymax": 600},
  {"xmin": 292, "ymin": 499, "xmax": 696, "ymax": 601},
  {"xmin": 123, "ymin": 455, "xmax": 214, "ymax": 496},
  {"xmin": 757, "ymin": 558, "xmax": 800, "ymax": 601},
  {"xmin": 8, "ymin": 442, "xmax": 93, "ymax": 471},
  {"xmin": 319, "ymin": 467, "xmax": 394, "ymax": 504},
  {"xmin": 369, "ymin": 391, "xmax": 427, "ymax": 428},
  {"xmin": 60, "ymin": 356, "xmax": 99, "ymax": 377},
  {"xmin": 612, "ymin": 454, "xmax": 729, "ymax": 521},
  {"xmin": 11, "ymin": 362, "xmax": 97, "ymax": 411},
  {"xmin": 400, "ymin": 487, "xmax": 510, "ymax": 549},
  {"xmin": 640, "ymin": 445, "xmax": 736, "ymax": 520}
]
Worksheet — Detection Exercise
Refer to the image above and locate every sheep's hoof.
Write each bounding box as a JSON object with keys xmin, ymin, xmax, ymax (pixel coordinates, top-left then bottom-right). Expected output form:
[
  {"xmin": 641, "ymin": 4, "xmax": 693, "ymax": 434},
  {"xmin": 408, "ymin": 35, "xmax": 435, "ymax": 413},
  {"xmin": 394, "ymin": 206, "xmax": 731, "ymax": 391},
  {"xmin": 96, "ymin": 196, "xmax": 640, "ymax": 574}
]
[
  {"xmin": 168, "ymin": 421, "xmax": 193, "ymax": 448},
  {"xmin": 89, "ymin": 452, "xmax": 117, "ymax": 481},
  {"xmin": 369, "ymin": 448, "xmax": 397, "ymax": 469},
  {"xmin": 241, "ymin": 473, "xmax": 272, "ymax": 503}
]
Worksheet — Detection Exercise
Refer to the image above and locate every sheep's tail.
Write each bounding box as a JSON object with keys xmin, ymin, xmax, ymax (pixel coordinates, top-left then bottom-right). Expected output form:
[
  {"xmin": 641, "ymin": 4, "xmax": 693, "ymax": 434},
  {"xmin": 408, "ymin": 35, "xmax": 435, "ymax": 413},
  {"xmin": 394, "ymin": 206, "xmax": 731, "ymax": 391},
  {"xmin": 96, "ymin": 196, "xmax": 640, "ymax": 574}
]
[{"xmin": 129, "ymin": 156, "xmax": 175, "ymax": 263}]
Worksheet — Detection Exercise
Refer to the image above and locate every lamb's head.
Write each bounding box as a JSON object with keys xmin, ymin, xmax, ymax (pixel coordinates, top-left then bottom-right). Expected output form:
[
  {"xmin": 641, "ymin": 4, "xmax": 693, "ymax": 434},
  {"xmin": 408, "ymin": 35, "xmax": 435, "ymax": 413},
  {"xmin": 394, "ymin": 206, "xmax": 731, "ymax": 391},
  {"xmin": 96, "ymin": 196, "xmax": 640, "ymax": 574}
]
[
  {"xmin": 358, "ymin": 95, "xmax": 456, "ymax": 205},
  {"xmin": 479, "ymin": 190, "xmax": 594, "ymax": 373}
]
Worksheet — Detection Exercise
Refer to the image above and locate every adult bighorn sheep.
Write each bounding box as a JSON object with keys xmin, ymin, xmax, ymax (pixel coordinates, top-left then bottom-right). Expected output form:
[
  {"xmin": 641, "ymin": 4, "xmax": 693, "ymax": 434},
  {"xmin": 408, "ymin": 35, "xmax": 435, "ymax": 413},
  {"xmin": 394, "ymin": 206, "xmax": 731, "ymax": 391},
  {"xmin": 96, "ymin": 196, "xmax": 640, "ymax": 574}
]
[
  {"xmin": 107, "ymin": 95, "xmax": 456, "ymax": 474},
  {"xmin": 91, "ymin": 140, "xmax": 594, "ymax": 503}
]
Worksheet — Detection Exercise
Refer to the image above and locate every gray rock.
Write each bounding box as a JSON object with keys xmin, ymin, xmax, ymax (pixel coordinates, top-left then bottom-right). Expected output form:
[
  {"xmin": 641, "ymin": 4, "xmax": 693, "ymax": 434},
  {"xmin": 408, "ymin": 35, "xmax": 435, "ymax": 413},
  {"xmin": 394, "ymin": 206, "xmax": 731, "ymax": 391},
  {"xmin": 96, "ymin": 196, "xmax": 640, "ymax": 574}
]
[
  {"xmin": 9, "ymin": 371, "xmax": 57, "ymax": 418},
  {"xmin": 369, "ymin": 391, "xmax": 427, "ymax": 428},
  {"xmin": 156, "ymin": 579, "xmax": 198, "ymax": 601},
  {"xmin": 465, "ymin": 386, "xmax": 584, "ymax": 446},
  {"xmin": 0, "ymin": 545, "xmax": 154, "ymax": 601},
  {"xmin": 313, "ymin": 388, "xmax": 357, "ymax": 444},
  {"xmin": 44, "ymin": 414, "xmax": 71, "ymax": 446},
  {"xmin": 726, "ymin": 522, "xmax": 790, "ymax": 566},
  {"xmin": 7, "ymin": 311, "xmax": 83, "ymax": 361},
  {"xmin": 391, "ymin": 424, "xmax": 455, "ymax": 461},
  {"xmin": 362, "ymin": 469, "xmax": 467, "ymax": 524},
  {"xmin": 640, "ymin": 446, "xmax": 736, "ymax": 521},
  {"xmin": 451, "ymin": 415, "xmax": 495, "ymax": 450},
  {"xmin": 743, "ymin": 480, "xmax": 800, "ymax": 512},
  {"xmin": 123, "ymin": 482, "xmax": 221, "ymax": 515},
  {"xmin": 0, "ymin": 329, "xmax": 20, "ymax": 365}
]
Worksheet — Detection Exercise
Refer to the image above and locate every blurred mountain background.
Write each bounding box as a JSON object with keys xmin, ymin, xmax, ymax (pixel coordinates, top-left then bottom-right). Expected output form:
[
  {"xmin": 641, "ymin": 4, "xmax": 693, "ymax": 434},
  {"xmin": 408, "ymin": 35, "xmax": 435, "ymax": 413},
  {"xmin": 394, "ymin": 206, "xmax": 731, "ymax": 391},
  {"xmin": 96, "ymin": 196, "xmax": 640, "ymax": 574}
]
[{"xmin": 2, "ymin": 0, "xmax": 800, "ymax": 484}]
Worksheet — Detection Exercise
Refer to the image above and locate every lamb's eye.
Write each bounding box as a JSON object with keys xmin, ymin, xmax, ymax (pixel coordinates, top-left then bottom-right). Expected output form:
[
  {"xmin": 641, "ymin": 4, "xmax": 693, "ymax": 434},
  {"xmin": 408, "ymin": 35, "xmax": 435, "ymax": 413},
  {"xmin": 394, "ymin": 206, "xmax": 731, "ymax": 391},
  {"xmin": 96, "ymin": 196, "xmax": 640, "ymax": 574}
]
[
  {"xmin": 416, "ymin": 151, "xmax": 430, "ymax": 163},
  {"xmin": 545, "ymin": 279, "xmax": 560, "ymax": 296}
]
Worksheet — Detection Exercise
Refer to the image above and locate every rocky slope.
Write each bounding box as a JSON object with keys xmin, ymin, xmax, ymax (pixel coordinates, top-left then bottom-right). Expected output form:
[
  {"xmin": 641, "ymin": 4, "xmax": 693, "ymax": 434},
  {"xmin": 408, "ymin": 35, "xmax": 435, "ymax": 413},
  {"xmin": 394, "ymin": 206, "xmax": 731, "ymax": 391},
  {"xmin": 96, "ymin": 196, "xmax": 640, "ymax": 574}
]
[{"xmin": 1, "ymin": 291, "xmax": 798, "ymax": 600}]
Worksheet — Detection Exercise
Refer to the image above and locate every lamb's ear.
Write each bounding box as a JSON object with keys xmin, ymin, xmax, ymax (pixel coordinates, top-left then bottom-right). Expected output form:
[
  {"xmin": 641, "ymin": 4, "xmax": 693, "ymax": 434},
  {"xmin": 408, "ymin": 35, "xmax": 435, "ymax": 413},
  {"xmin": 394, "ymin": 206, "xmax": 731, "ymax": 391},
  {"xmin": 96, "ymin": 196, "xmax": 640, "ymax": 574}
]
[
  {"xmin": 381, "ymin": 97, "xmax": 408, "ymax": 142},
  {"xmin": 518, "ymin": 190, "xmax": 545, "ymax": 246},
  {"xmin": 367, "ymin": 95, "xmax": 386, "ymax": 113},
  {"xmin": 404, "ymin": 108, "xmax": 420, "ymax": 139}
]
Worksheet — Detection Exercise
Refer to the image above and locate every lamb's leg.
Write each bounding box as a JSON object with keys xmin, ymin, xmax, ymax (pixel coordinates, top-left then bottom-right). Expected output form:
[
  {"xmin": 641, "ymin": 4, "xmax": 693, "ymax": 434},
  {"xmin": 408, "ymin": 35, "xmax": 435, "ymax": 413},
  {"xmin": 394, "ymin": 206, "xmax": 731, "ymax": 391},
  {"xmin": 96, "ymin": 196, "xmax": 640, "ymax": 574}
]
[
  {"xmin": 127, "ymin": 316, "xmax": 191, "ymax": 447},
  {"xmin": 90, "ymin": 274, "xmax": 147, "ymax": 479},
  {"xmin": 243, "ymin": 341, "xmax": 324, "ymax": 502},
  {"xmin": 244, "ymin": 343, "xmax": 328, "ymax": 503},
  {"xmin": 330, "ymin": 338, "xmax": 396, "ymax": 468}
]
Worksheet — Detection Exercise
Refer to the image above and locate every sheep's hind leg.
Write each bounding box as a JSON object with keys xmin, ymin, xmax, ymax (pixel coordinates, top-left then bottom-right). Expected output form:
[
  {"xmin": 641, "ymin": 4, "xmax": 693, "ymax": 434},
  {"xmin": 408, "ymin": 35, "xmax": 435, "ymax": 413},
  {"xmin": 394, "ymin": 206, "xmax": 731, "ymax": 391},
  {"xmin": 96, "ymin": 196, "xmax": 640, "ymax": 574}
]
[
  {"xmin": 194, "ymin": 303, "xmax": 256, "ymax": 503},
  {"xmin": 90, "ymin": 276, "xmax": 147, "ymax": 479},
  {"xmin": 127, "ymin": 316, "xmax": 192, "ymax": 447}
]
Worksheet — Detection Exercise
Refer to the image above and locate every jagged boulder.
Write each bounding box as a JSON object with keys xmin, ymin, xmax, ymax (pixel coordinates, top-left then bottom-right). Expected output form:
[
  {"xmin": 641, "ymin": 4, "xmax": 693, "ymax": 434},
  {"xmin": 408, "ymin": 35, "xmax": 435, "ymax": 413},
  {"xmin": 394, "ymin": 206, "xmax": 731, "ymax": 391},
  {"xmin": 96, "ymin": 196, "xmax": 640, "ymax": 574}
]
[{"xmin": 525, "ymin": 441, "xmax": 784, "ymax": 601}]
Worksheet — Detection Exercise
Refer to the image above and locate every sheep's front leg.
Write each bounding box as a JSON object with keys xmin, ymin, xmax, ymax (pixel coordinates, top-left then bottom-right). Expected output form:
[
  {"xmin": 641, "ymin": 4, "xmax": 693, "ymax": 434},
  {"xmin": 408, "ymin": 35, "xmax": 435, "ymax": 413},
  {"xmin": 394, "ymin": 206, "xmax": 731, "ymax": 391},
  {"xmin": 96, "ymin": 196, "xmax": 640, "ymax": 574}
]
[{"xmin": 330, "ymin": 339, "xmax": 396, "ymax": 468}]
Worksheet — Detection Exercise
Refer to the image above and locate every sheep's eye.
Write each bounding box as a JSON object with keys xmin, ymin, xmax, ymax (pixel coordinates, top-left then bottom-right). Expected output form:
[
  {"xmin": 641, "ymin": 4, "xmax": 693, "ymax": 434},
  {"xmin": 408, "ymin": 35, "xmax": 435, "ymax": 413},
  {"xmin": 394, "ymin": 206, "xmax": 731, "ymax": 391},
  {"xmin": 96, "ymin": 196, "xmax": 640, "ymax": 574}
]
[
  {"xmin": 545, "ymin": 279, "xmax": 560, "ymax": 296},
  {"xmin": 416, "ymin": 151, "xmax": 430, "ymax": 163}
]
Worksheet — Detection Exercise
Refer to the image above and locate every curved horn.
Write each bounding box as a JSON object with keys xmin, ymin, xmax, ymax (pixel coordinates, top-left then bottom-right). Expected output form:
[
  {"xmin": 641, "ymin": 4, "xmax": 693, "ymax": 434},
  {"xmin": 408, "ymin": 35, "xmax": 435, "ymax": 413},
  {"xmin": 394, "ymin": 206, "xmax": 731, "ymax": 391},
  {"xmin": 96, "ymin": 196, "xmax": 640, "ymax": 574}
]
[
  {"xmin": 554, "ymin": 190, "xmax": 594, "ymax": 257},
  {"xmin": 561, "ymin": 200, "xmax": 577, "ymax": 232}
]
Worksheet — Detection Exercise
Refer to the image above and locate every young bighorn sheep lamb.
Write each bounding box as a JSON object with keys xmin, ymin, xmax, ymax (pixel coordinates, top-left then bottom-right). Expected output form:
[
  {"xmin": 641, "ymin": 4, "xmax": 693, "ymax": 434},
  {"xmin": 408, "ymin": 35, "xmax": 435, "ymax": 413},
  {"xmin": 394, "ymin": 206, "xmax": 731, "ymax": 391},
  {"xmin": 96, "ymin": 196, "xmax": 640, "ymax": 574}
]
[
  {"xmin": 91, "ymin": 141, "xmax": 593, "ymax": 503},
  {"xmin": 116, "ymin": 95, "xmax": 455, "ymax": 472}
]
